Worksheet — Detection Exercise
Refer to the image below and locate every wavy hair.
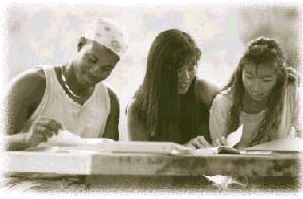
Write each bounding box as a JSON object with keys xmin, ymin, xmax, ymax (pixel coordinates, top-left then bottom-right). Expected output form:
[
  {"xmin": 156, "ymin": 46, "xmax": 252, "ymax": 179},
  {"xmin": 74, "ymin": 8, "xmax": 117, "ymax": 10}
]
[
  {"xmin": 224, "ymin": 36, "xmax": 287, "ymax": 146},
  {"xmin": 132, "ymin": 29, "xmax": 201, "ymax": 141}
]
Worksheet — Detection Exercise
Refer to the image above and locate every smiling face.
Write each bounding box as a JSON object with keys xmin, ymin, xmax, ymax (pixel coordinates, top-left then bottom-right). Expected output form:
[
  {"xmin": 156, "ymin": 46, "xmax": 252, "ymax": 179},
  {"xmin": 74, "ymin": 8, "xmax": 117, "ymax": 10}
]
[
  {"xmin": 72, "ymin": 39, "xmax": 120, "ymax": 87},
  {"xmin": 177, "ymin": 63, "xmax": 197, "ymax": 94},
  {"xmin": 242, "ymin": 63, "xmax": 278, "ymax": 101}
]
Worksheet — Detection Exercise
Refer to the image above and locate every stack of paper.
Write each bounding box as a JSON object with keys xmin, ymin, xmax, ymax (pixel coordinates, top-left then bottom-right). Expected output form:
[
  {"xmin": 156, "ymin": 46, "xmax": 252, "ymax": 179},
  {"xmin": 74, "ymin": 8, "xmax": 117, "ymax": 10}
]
[
  {"xmin": 226, "ymin": 124, "xmax": 243, "ymax": 147},
  {"xmin": 26, "ymin": 129, "xmax": 114, "ymax": 152},
  {"xmin": 94, "ymin": 141, "xmax": 193, "ymax": 154},
  {"xmin": 33, "ymin": 137, "xmax": 193, "ymax": 154}
]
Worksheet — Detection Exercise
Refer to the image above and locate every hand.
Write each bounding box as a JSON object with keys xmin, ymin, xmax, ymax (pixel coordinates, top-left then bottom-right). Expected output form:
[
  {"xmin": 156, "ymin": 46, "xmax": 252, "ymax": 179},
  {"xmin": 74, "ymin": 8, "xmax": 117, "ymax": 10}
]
[
  {"xmin": 26, "ymin": 117, "xmax": 62, "ymax": 147},
  {"xmin": 213, "ymin": 136, "xmax": 228, "ymax": 147},
  {"xmin": 184, "ymin": 136, "xmax": 212, "ymax": 149},
  {"xmin": 286, "ymin": 67, "xmax": 299, "ymax": 82}
]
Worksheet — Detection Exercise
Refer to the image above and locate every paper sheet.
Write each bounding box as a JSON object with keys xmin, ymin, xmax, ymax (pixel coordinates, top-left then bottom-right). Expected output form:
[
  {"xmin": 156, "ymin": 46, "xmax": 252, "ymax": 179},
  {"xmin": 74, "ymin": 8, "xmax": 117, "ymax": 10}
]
[
  {"xmin": 37, "ymin": 129, "xmax": 84, "ymax": 147},
  {"xmin": 189, "ymin": 147, "xmax": 218, "ymax": 154},
  {"xmin": 227, "ymin": 124, "xmax": 243, "ymax": 147},
  {"xmin": 37, "ymin": 129, "xmax": 113, "ymax": 148},
  {"xmin": 245, "ymin": 138, "xmax": 303, "ymax": 152}
]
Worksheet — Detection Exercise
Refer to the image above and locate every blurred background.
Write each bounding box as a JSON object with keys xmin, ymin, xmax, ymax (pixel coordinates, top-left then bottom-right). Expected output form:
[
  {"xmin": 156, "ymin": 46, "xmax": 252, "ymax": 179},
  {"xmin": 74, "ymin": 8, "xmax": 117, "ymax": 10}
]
[{"xmin": 1, "ymin": 2, "xmax": 301, "ymax": 140}]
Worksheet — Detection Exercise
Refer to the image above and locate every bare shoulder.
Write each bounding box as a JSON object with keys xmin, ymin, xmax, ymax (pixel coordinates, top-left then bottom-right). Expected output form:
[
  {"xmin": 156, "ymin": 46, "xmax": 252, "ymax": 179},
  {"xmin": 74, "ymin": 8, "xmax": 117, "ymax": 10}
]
[
  {"xmin": 7, "ymin": 67, "xmax": 46, "ymax": 101},
  {"xmin": 211, "ymin": 88, "xmax": 233, "ymax": 111},
  {"xmin": 10, "ymin": 67, "xmax": 46, "ymax": 88},
  {"xmin": 195, "ymin": 78, "xmax": 220, "ymax": 107},
  {"xmin": 196, "ymin": 78, "xmax": 220, "ymax": 91}
]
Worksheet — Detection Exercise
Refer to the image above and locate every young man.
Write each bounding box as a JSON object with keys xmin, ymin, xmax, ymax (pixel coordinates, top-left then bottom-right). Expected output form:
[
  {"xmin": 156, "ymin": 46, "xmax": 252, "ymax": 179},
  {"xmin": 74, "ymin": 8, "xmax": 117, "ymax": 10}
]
[{"xmin": 5, "ymin": 18, "xmax": 129, "ymax": 151}]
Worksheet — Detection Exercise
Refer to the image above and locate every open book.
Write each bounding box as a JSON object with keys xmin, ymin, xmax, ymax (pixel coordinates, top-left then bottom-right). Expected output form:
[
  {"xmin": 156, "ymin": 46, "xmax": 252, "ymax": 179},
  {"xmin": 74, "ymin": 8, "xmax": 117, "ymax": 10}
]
[
  {"xmin": 244, "ymin": 138, "xmax": 302, "ymax": 154},
  {"xmin": 190, "ymin": 124, "xmax": 302, "ymax": 155}
]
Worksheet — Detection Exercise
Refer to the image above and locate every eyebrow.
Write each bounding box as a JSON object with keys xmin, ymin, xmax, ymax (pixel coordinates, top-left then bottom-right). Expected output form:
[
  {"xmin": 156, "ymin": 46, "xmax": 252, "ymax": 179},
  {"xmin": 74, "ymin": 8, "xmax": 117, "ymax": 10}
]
[{"xmin": 90, "ymin": 53, "xmax": 99, "ymax": 60}]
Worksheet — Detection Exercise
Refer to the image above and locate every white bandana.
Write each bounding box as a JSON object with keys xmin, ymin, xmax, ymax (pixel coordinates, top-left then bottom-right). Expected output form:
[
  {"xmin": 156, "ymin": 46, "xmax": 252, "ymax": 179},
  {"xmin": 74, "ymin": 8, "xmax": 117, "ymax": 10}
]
[{"xmin": 85, "ymin": 18, "xmax": 128, "ymax": 58}]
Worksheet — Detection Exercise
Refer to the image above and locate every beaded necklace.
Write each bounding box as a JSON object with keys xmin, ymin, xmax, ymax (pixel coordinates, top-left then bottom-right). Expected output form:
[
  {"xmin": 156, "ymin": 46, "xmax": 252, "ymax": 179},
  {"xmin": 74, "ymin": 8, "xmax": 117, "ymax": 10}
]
[{"xmin": 60, "ymin": 67, "xmax": 83, "ymax": 99}]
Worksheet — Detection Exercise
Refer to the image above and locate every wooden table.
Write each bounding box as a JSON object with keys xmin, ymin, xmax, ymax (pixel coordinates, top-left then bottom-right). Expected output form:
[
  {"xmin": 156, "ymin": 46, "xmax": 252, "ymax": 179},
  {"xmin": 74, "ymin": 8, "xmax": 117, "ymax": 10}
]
[
  {"xmin": 4, "ymin": 150, "xmax": 301, "ymax": 176},
  {"xmin": 3, "ymin": 150, "xmax": 301, "ymax": 192}
]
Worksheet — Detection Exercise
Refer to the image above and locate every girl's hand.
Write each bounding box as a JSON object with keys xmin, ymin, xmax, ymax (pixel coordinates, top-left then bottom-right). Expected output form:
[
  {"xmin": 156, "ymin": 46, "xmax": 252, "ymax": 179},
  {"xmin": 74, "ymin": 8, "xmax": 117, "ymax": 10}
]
[
  {"xmin": 213, "ymin": 136, "xmax": 228, "ymax": 147},
  {"xmin": 184, "ymin": 135, "xmax": 212, "ymax": 149},
  {"xmin": 286, "ymin": 67, "xmax": 299, "ymax": 82}
]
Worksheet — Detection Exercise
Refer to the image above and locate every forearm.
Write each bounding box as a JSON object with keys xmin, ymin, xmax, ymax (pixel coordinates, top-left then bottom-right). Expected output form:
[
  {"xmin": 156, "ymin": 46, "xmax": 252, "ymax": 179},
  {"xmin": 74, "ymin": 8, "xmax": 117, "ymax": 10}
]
[
  {"xmin": 208, "ymin": 92, "xmax": 232, "ymax": 145},
  {"xmin": 209, "ymin": 109, "xmax": 227, "ymax": 145},
  {"xmin": 4, "ymin": 133, "xmax": 30, "ymax": 151},
  {"xmin": 197, "ymin": 122, "xmax": 212, "ymax": 145}
]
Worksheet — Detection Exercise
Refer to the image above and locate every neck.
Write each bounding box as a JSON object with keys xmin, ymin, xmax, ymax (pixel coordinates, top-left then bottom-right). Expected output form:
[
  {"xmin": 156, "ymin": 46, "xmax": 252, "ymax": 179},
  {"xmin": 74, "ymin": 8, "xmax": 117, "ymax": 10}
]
[{"xmin": 61, "ymin": 64, "xmax": 94, "ymax": 98}]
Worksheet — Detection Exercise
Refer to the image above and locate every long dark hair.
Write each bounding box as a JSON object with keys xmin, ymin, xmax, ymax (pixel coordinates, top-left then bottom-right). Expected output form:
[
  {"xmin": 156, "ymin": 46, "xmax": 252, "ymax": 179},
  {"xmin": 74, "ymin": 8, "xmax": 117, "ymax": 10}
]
[
  {"xmin": 224, "ymin": 36, "xmax": 287, "ymax": 146},
  {"xmin": 132, "ymin": 29, "xmax": 201, "ymax": 141}
]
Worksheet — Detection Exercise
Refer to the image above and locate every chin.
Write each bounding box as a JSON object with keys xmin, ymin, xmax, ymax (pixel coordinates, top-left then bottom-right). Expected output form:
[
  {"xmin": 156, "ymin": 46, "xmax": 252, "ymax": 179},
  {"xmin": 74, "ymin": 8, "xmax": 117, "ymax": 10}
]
[
  {"xmin": 251, "ymin": 94, "xmax": 267, "ymax": 101},
  {"xmin": 251, "ymin": 97, "xmax": 263, "ymax": 101},
  {"xmin": 178, "ymin": 89, "xmax": 188, "ymax": 94}
]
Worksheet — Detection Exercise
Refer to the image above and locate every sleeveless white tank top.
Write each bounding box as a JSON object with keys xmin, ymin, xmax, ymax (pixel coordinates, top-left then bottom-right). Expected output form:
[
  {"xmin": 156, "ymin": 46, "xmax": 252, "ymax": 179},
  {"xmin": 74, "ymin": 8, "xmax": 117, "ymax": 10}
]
[{"xmin": 29, "ymin": 65, "xmax": 111, "ymax": 138}]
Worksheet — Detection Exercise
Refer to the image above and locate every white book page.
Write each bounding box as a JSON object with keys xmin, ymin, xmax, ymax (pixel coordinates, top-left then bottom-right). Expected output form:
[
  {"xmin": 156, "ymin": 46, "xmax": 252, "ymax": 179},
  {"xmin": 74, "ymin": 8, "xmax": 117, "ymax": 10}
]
[{"xmin": 226, "ymin": 124, "xmax": 243, "ymax": 147}]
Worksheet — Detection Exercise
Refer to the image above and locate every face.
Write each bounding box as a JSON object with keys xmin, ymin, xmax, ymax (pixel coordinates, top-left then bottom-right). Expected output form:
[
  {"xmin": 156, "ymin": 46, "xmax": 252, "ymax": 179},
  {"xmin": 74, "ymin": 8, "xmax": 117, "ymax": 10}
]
[
  {"xmin": 72, "ymin": 40, "xmax": 120, "ymax": 86},
  {"xmin": 177, "ymin": 63, "xmax": 197, "ymax": 94},
  {"xmin": 242, "ymin": 63, "xmax": 278, "ymax": 101}
]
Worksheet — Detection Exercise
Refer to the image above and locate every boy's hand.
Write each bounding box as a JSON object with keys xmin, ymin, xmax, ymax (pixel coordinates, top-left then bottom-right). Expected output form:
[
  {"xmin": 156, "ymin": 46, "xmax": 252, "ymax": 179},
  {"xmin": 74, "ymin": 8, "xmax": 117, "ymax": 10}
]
[{"xmin": 27, "ymin": 117, "xmax": 62, "ymax": 147}]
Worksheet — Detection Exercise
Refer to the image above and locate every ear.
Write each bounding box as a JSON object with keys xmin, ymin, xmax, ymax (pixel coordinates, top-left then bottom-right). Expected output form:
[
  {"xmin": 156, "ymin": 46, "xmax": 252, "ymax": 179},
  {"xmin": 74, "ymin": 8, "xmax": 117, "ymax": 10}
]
[{"xmin": 77, "ymin": 37, "xmax": 87, "ymax": 52}]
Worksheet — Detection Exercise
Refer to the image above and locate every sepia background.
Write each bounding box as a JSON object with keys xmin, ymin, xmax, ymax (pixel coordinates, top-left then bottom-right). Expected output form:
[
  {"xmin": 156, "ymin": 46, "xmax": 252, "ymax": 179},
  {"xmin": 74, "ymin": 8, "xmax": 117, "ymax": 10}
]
[{"xmin": 1, "ymin": 2, "xmax": 301, "ymax": 141}]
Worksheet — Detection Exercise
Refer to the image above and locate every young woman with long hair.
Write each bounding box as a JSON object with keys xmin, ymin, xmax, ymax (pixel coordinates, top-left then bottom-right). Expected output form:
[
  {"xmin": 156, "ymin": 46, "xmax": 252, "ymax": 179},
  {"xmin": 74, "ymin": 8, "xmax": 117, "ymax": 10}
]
[
  {"xmin": 210, "ymin": 36, "xmax": 300, "ymax": 148},
  {"xmin": 126, "ymin": 29, "xmax": 219, "ymax": 148}
]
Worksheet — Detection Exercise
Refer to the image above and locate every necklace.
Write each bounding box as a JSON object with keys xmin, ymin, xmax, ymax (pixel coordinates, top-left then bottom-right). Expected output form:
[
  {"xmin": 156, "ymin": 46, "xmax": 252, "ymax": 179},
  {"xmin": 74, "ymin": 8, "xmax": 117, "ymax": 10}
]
[{"xmin": 60, "ymin": 67, "xmax": 83, "ymax": 99}]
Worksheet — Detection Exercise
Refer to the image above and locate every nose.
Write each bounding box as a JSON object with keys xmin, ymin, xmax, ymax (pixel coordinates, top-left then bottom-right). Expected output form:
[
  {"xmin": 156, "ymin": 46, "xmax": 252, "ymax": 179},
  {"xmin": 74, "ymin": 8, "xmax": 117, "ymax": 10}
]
[
  {"xmin": 89, "ymin": 66, "xmax": 99, "ymax": 73},
  {"xmin": 251, "ymin": 80, "xmax": 262, "ymax": 92},
  {"xmin": 179, "ymin": 69, "xmax": 190, "ymax": 80},
  {"xmin": 89, "ymin": 66, "xmax": 103, "ymax": 77}
]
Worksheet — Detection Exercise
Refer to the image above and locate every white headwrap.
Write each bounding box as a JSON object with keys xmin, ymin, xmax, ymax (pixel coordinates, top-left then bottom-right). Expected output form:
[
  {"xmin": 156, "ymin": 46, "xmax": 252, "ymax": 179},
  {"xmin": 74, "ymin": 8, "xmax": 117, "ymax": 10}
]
[{"xmin": 85, "ymin": 18, "xmax": 128, "ymax": 58}]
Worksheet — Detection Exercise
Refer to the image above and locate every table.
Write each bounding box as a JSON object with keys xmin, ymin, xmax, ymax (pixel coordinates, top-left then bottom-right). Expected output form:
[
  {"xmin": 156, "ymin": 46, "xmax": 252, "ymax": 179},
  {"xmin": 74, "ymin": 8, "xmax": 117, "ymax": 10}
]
[
  {"xmin": 2, "ymin": 150, "xmax": 301, "ymax": 193},
  {"xmin": 4, "ymin": 150, "xmax": 301, "ymax": 177}
]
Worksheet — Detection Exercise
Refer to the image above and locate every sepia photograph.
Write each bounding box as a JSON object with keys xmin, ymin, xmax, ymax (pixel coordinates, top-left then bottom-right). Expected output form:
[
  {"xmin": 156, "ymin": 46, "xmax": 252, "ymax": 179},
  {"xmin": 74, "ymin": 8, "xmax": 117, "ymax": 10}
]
[{"xmin": 0, "ymin": 0, "xmax": 302, "ymax": 198}]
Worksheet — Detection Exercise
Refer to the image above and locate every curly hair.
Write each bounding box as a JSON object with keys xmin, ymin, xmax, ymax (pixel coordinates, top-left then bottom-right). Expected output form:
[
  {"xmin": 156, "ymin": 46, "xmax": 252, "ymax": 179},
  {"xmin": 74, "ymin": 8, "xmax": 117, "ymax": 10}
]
[
  {"xmin": 132, "ymin": 29, "xmax": 201, "ymax": 141},
  {"xmin": 224, "ymin": 36, "xmax": 287, "ymax": 146}
]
